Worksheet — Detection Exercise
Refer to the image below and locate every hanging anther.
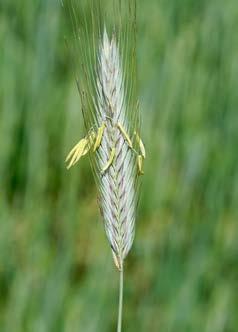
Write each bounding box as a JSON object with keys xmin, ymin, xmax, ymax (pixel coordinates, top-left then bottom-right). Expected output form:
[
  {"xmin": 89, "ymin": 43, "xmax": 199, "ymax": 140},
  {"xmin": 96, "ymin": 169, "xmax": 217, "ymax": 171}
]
[
  {"xmin": 101, "ymin": 147, "xmax": 116, "ymax": 173},
  {"xmin": 93, "ymin": 122, "xmax": 106, "ymax": 151},
  {"xmin": 134, "ymin": 131, "xmax": 146, "ymax": 159},
  {"xmin": 66, "ymin": 130, "xmax": 96, "ymax": 169},
  {"xmin": 137, "ymin": 155, "xmax": 144, "ymax": 175},
  {"xmin": 117, "ymin": 122, "xmax": 133, "ymax": 148}
]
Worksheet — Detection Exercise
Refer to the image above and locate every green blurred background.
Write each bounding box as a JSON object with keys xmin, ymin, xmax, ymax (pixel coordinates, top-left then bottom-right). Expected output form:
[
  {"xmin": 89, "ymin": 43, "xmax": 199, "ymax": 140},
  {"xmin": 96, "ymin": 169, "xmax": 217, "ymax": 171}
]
[{"xmin": 0, "ymin": 0, "xmax": 238, "ymax": 331}]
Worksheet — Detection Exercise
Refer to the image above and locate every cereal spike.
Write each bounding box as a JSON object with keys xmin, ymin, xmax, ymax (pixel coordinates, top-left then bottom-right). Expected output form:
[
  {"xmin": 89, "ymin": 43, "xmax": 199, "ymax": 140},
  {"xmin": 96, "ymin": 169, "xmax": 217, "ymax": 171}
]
[
  {"xmin": 96, "ymin": 28, "xmax": 138, "ymax": 265},
  {"xmin": 64, "ymin": 2, "xmax": 141, "ymax": 331}
]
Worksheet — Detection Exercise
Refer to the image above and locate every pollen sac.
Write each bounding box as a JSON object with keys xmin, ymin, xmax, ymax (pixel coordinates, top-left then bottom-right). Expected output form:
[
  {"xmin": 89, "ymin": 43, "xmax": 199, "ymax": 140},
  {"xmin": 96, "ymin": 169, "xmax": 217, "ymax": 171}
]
[
  {"xmin": 66, "ymin": 131, "xmax": 96, "ymax": 169},
  {"xmin": 101, "ymin": 147, "xmax": 116, "ymax": 174},
  {"xmin": 134, "ymin": 131, "xmax": 146, "ymax": 159},
  {"xmin": 137, "ymin": 155, "xmax": 144, "ymax": 175},
  {"xmin": 117, "ymin": 122, "xmax": 133, "ymax": 148},
  {"xmin": 93, "ymin": 122, "xmax": 106, "ymax": 151}
]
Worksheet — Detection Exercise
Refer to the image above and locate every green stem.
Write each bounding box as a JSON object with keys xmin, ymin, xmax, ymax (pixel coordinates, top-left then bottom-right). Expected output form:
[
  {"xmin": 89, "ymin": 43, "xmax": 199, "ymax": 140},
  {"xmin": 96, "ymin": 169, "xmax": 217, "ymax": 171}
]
[{"xmin": 117, "ymin": 264, "xmax": 124, "ymax": 332}]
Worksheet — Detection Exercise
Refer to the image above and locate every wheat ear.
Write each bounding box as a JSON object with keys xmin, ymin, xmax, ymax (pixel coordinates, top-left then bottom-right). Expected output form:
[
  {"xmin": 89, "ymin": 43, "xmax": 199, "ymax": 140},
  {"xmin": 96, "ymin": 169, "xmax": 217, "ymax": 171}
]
[
  {"xmin": 96, "ymin": 29, "xmax": 136, "ymax": 271},
  {"xmin": 64, "ymin": 1, "xmax": 144, "ymax": 330},
  {"xmin": 96, "ymin": 31, "xmax": 136, "ymax": 331}
]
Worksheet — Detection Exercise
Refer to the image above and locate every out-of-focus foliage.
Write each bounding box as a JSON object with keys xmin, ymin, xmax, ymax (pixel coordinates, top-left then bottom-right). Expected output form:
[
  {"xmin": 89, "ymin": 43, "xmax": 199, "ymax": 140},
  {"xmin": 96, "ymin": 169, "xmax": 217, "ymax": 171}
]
[{"xmin": 0, "ymin": 0, "xmax": 237, "ymax": 331}]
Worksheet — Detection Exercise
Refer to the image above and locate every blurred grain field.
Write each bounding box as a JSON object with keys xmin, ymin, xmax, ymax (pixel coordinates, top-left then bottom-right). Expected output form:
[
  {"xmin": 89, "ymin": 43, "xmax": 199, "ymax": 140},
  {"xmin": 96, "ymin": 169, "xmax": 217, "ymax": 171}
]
[{"xmin": 0, "ymin": 0, "xmax": 238, "ymax": 331}]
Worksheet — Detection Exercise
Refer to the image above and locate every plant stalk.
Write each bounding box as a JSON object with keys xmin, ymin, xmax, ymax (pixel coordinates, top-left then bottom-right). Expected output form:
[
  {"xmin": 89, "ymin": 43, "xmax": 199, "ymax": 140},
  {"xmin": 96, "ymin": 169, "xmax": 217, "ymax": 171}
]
[{"xmin": 117, "ymin": 264, "xmax": 124, "ymax": 332}]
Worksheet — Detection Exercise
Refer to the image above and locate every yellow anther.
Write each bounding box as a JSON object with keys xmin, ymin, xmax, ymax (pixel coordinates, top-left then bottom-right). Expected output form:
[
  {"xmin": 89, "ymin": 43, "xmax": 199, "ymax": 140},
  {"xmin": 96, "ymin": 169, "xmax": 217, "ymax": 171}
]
[
  {"xmin": 82, "ymin": 130, "xmax": 96, "ymax": 155},
  {"xmin": 117, "ymin": 123, "xmax": 133, "ymax": 148},
  {"xmin": 137, "ymin": 155, "xmax": 144, "ymax": 175},
  {"xmin": 93, "ymin": 122, "xmax": 106, "ymax": 151},
  {"xmin": 65, "ymin": 141, "xmax": 82, "ymax": 163},
  {"xmin": 66, "ymin": 130, "xmax": 96, "ymax": 169},
  {"xmin": 66, "ymin": 138, "xmax": 87, "ymax": 169},
  {"xmin": 88, "ymin": 130, "xmax": 96, "ymax": 145},
  {"xmin": 101, "ymin": 147, "xmax": 116, "ymax": 173},
  {"xmin": 134, "ymin": 131, "xmax": 146, "ymax": 159}
]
